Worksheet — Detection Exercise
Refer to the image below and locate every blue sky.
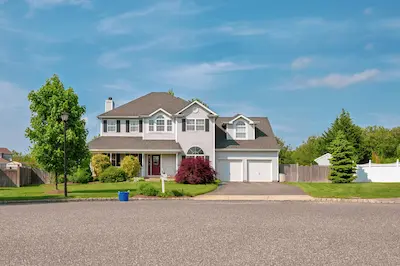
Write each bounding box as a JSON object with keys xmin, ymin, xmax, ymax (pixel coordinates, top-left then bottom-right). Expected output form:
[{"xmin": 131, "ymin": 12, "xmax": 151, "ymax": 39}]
[{"xmin": 1, "ymin": 0, "xmax": 400, "ymax": 152}]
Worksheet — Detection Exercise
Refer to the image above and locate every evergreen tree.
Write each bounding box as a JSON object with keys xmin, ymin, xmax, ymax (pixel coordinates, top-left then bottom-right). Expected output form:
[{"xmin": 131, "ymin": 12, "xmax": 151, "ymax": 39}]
[
  {"xmin": 322, "ymin": 109, "xmax": 367, "ymax": 163},
  {"xmin": 328, "ymin": 131, "xmax": 356, "ymax": 183}
]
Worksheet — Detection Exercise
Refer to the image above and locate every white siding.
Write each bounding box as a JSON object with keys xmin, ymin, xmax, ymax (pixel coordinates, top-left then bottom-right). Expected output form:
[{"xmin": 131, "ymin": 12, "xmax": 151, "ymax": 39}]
[
  {"xmin": 216, "ymin": 151, "xmax": 279, "ymax": 182},
  {"xmin": 101, "ymin": 119, "xmax": 143, "ymax": 137},
  {"xmin": 143, "ymin": 112, "xmax": 175, "ymax": 140},
  {"xmin": 161, "ymin": 154, "xmax": 176, "ymax": 176},
  {"xmin": 226, "ymin": 119, "xmax": 255, "ymax": 140}
]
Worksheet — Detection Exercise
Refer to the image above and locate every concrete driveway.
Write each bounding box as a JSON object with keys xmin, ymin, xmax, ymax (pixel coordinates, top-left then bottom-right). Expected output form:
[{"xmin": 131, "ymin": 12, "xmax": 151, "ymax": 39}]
[{"xmin": 209, "ymin": 182, "xmax": 306, "ymax": 195}]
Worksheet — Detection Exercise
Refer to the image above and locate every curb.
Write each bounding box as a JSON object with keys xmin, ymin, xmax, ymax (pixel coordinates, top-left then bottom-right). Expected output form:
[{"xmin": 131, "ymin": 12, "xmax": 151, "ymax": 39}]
[
  {"xmin": 0, "ymin": 197, "xmax": 193, "ymax": 205},
  {"xmin": 310, "ymin": 198, "xmax": 400, "ymax": 204}
]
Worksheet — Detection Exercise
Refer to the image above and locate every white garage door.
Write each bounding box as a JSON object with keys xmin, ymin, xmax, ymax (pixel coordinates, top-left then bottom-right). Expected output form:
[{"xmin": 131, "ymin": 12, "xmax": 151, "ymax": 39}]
[
  {"xmin": 217, "ymin": 160, "xmax": 243, "ymax": 182},
  {"xmin": 247, "ymin": 160, "xmax": 272, "ymax": 182}
]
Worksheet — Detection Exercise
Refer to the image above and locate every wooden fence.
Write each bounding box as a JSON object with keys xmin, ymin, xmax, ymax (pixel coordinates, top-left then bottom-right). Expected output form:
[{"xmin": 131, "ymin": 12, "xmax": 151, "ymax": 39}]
[
  {"xmin": 279, "ymin": 164, "xmax": 330, "ymax": 182},
  {"xmin": 0, "ymin": 166, "xmax": 51, "ymax": 187}
]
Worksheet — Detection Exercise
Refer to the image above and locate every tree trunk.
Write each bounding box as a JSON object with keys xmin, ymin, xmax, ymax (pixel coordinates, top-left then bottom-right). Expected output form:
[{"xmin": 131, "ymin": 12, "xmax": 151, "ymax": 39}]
[{"xmin": 55, "ymin": 171, "xmax": 58, "ymax": 190}]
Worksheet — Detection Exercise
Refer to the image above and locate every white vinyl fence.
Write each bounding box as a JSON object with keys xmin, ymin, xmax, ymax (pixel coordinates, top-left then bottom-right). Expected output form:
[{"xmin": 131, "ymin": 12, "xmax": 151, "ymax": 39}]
[{"xmin": 355, "ymin": 160, "xmax": 400, "ymax": 182}]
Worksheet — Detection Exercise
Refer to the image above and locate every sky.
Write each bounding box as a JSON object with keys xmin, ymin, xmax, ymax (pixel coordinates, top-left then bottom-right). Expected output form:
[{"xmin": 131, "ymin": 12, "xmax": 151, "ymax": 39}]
[{"xmin": 1, "ymin": 0, "xmax": 400, "ymax": 153}]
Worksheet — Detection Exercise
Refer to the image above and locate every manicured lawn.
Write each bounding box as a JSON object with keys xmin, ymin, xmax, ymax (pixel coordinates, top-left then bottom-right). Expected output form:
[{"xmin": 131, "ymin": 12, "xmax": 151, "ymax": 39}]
[
  {"xmin": 0, "ymin": 181, "xmax": 218, "ymax": 201},
  {"xmin": 289, "ymin": 182, "xmax": 400, "ymax": 198}
]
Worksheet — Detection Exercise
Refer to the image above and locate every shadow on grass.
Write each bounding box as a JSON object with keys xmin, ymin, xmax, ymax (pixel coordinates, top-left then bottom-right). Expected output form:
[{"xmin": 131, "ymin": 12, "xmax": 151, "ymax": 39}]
[{"xmin": 71, "ymin": 189, "xmax": 138, "ymax": 194}]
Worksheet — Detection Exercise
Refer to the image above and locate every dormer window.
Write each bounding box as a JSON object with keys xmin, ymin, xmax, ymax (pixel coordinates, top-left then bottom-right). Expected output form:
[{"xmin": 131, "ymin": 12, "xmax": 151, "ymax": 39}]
[
  {"xmin": 235, "ymin": 121, "xmax": 246, "ymax": 139},
  {"xmin": 156, "ymin": 115, "xmax": 165, "ymax": 131}
]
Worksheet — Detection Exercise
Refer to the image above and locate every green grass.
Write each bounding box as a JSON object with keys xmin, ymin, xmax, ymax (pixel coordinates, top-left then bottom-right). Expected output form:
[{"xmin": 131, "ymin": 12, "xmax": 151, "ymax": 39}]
[
  {"xmin": 288, "ymin": 182, "xmax": 400, "ymax": 198},
  {"xmin": 0, "ymin": 181, "xmax": 218, "ymax": 201}
]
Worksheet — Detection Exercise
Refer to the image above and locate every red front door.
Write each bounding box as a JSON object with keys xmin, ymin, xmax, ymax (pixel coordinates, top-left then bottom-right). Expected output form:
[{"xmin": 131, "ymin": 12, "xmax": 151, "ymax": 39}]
[{"xmin": 151, "ymin": 155, "xmax": 160, "ymax": 175}]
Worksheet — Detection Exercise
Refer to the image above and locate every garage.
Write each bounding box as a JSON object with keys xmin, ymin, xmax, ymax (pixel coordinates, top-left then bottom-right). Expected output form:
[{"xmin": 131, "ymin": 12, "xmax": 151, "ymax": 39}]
[
  {"xmin": 247, "ymin": 160, "xmax": 272, "ymax": 182},
  {"xmin": 215, "ymin": 151, "xmax": 278, "ymax": 182},
  {"xmin": 217, "ymin": 160, "xmax": 243, "ymax": 182}
]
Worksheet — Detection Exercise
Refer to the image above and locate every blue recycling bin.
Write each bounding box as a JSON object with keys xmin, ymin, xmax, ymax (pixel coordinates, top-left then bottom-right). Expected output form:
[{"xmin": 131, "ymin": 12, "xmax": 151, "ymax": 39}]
[{"xmin": 118, "ymin": 191, "xmax": 129, "ymax": 202}]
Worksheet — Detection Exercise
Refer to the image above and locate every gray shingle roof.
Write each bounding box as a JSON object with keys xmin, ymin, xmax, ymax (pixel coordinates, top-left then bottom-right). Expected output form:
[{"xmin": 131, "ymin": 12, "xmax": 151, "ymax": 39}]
[
  {"xmin": 98, "ymin": 92, "xmax": 189, "ymax": 117},
  {"xmin": 88, "ymin": 137, "xmax": 182, "ymax": 151},
  {"xmin": 215, "ymin": 117, "xmax": 279, "ymax": 150}
]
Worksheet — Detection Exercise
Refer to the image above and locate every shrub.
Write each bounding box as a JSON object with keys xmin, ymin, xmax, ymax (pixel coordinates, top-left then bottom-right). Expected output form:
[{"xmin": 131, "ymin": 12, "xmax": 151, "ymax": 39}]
[
  {"xmin": 130, "ymin": 177, "xmax": 145, "ymax": 182},
  {"xmin": 214, "ymin": 179, "xmax": 221, "ymax": 185},
  {"xmin": 171, "ymin": 189, "xmax": 184, "ymax": 197},
  {"xmin": 121, "ymin": 155, "xmax": 141, "ymax": 178},
  {"xmin": 98, "ymin": 166, "xmax": 127, "ymax": 183},
  {"xmin": 91, "ymin": 154, "xmax": 111, "ymax": 177},
  {"xmin": 137, "ymin": 183, "xmax": 159, "ymax": 196},
  {"xmin": 157, "ymin": 191, "xmax": 174, "ymax": 197},
  {"xmin": 175, "ymin": 157, "xmax": 216, "ymax": 184},
  {"xmin": 70, "ymin": 168, "xmax": 92, "ymax": 184}
]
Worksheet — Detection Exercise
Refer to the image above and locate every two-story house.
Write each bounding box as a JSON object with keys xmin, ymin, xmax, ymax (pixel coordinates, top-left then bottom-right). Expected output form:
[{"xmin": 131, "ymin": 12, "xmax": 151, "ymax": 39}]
[{"xmin": 88, "ymin": 92, "xmax": 280, "ymax": 182}]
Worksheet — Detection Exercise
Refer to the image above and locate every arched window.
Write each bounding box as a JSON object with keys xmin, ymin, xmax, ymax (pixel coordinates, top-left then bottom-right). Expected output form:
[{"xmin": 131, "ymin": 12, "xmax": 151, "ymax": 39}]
[
  {"xmin": 156, "ymin": 115, "xmax": 165, "ymax": 131},
  {"xmin": 235, "ymin": 121, "xmax": 246, "ymax": 139},
  {"xmin": 186, "ymin": 146, "xmax": 205, "ymax": 159}
]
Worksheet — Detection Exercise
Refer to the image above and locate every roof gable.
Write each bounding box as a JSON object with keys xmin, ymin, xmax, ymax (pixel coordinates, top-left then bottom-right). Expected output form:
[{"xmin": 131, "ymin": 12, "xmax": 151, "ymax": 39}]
[
  {"xmin": 98, "ymin": 92, "xmax": 188, "ymax": 118},
  {"xmin": 228, "ymin": 114, "xmax": 254, "ymax": 124},
  {"xmin": 176, "ymin": 100, "xmax": 217, "ymax": 116}
]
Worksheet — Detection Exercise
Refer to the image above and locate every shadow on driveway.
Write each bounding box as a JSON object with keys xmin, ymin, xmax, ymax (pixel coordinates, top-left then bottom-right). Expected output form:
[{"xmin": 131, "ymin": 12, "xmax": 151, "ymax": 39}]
[{"xmin": 209, "ymin": 182, "xmax": 306, "ymax": 195}]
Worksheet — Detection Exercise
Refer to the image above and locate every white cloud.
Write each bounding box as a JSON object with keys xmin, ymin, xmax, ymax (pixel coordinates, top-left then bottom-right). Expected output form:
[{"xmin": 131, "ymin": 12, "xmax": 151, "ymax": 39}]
[
  {"xmin": 363, "ymin": 7, "xmax": 373, "ymax": 15},
  {"xmin": 378, "ymin": 19, "xmax": 400, "ymax": 29},
  {"xmin": 291, "ymin": 57, "xmax": 312, "ymax": 70},
  {"xmin": 283, "ymin": 69, "xmax": 381, "ymax": 90},
  {"xmin": 25, "ymin": 0, "xmax": 91, "ymax": 9},
  {"xmin": 103, "ymin": 79, "xmax": 134, "ymax": 92},
  {"xmin": 161, "ymin": 61, "xmax": 270, "ymax": 90},
  {"xmin": 215, "ymin": 22, "xmax": 268, "ymax": 36},
  {"xmin": 364, "ymin": 43, "xmax": 374, "ymax": 51},
  {"xmin": 97, "ymin": 1, "xmax": 211, "ymax": 35},
  {"xmin": 368, "ymin": 113, "xmax": 400, "ymax": 128}
]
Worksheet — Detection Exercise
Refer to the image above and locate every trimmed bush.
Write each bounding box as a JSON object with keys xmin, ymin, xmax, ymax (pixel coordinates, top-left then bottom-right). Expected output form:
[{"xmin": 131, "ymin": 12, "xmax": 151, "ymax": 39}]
[
  {"xmin": 98, "ymin": 166, "xmax": 127, "ymax": 183},
  {"xmin": 171, "ymin": 189, "xmax": 184, "ymax": 197},
  {"xmin": 175, "ymin": 157, "xmax": 216, "ymax": 184},
  {"xmin": 91, "ymin": 154, "xmax": 111, "ymax": 177},
  {"xmin": 157, "ymin": 191, "xmax": 174, "ymax": 197},
  {"xmin": 70, "ymin": 168, "xmax": 92, "ymax": 184},
  {"xmin": 137, "ymin": 183, "xmax": 159, "ymax": 196},
  {"xmin": 130, "ymin": 177, "xmax": 145, "ymax": 182},
  {"xmin": 121, "ymin": 155, "xmax": 141, "ymax": 178}
]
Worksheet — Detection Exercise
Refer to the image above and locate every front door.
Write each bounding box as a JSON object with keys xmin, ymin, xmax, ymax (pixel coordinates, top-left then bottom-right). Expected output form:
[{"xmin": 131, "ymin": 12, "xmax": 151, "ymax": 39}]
[{"xmin": 151, "ymin": 155, "xmax": 160, "ymax": 175}]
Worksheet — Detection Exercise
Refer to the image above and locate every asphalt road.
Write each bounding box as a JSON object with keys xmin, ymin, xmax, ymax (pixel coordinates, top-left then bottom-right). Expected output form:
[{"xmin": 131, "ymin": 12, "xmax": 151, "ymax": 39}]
[{"xmin": 1, "ymin": 201, "xmax": 399, "ymax": 266}]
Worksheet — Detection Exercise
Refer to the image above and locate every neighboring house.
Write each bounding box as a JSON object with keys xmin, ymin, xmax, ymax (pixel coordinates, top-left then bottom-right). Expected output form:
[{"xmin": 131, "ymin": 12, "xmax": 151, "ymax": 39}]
[
  {"xmin": 88, "ymin": 92, "xmax": 280, "ymax": 182},
  {"xmin": 314, "ymin": 153, "xmax": 332, "ymax": 166},
  {"xmin": 0, "ymin": 148, "xmax": 12, "ymax": 167}
]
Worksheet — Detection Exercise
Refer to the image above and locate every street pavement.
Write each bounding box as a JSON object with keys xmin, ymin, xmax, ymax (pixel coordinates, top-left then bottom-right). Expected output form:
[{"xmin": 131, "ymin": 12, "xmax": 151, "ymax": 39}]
[{"xmin": 1, "ymin": 201, "xmax": 399, "ymax": 266}]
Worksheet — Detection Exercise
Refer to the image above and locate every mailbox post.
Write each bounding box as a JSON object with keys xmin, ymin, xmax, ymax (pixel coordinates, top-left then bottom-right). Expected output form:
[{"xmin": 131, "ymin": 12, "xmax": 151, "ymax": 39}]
[{"xmin": 160, "ymin": 170, "xmax": 167, "ymax": 193}]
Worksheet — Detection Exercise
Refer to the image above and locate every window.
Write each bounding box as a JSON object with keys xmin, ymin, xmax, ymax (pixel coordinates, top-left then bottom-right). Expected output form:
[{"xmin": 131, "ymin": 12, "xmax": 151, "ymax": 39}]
[
  {"xmin": 130, "ymin": 120, "xmax": 139, "ymax": 132},
  {"xmin": 186, "ymin": 119, "xmax": 195, "ymax": 131},
  {"xmin": 167, "ymin": 120, "xmax": 172, "ymax": 132},
  {"xmin": 149, "ymin": 120, "xmax": 154, "ymax": 132},
  {"xmin": 236, "ymin": 121, "xmax": 246, "ymax": 139},
  {"xmin": 187, "ymin": 146, "xmax": 205, "ymax": 158},
  {"xmin": 156, "ymin": 115, "xmax": 165, "ymax": 132},
  {"xmin": 107, "ymin": 120, "xmax": 116, "ymax": 132},
  {"xmin": 196, "ymin": 119, "xmax": 205, "ymax": 131}
]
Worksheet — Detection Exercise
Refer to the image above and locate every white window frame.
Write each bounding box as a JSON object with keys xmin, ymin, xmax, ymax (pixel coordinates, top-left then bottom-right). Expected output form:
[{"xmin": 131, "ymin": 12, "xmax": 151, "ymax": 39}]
[
  {"xmin": 186, "ymin": 119, "xmax": 195, "ymax": 131},
  {"xmin": 196, "ymin": 119, "xmax": 205, "ymax": 131},
  {"xmin": 130, "ymin": 120, "xmax": 139, "ymax": 132},
  {"xmin": 187, "ymin": 146, "xmax": 205, "ymax": 158},
  {"xmin": 167, "ymin": 120, "xmax": 173, "ymax": 132},
  {"xmin": 149, "ymin": 120, "xmax": 154, "ymax": 132},
  {"xmin": 156, "ymin": 115, "xmax": 165, "ymax": 132},
  {"xmin": 107, "ymin": 120, "xmax": 116, "ymax": 132},
  {"xmin": 235, "ymin": 120, "xmax": 247, "ymax": 139}
]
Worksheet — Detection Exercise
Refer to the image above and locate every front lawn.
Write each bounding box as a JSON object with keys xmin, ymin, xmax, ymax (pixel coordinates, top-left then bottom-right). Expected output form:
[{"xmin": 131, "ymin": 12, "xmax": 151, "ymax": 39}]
[
  {"xmin": 289, "ymin": 182, "xmax": 400, "ymax": 198},
  {"xmin": 0, "ymin": 181, "xmax": 218, "ymax": 201}
]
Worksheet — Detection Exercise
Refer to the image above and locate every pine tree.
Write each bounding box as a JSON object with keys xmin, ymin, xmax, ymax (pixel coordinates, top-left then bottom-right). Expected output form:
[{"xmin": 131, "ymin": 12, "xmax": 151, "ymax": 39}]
[
  {"xmin": 322, "ymin": 109, "xmax": 367, "ymax": 163},
  {"xmin": 328, "ymin": 131, "xmax": 357, "ymax": 183}
]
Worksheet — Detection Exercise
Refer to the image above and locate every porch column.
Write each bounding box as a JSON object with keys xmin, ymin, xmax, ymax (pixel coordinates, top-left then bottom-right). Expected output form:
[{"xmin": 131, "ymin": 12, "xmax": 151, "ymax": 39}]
[
  {"xmin": 175, "ymin": 153, "xmax": 179, "ymax": 174},
  {"xmin": 141, "ymin": 153, "xmax": 145, "ymax": 177},
  {"xmin": 109, "ymin": 152, "xmax": 113, "ymax": 166}
]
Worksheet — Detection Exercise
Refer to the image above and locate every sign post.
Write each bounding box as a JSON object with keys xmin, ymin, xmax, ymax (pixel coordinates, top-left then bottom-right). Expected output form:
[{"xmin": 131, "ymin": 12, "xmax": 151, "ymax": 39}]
[{"xmin": 160, "ymin": 170, "xmax": 167, "ymax": 193}]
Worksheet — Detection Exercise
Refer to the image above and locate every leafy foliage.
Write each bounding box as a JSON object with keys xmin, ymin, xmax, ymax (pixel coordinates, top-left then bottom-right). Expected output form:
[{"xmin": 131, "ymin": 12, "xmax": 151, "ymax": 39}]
[
  {"xmin": 120, "ymin": 156, "xmax": 141, "ymax": 178},
  {"xmin": 11, "ymin": 151, "xmax": 39, "ymax": 168},
  {"xmin": 167, "ymin": 89, "xmax": 174, "ymax": 96},
  {"xmin": 98, "ymin": 166, "xmax": 127, "ymax": 183},
  {"xmin": 25, "ymin": 74, "xmax": 89, "ymax": 181},
  {"xmin": 292, "ymin": 136, "xmax": 324, "ymax": 165},
  {"xmin": 276, "ymin": 137, "xmax": 295, "ymax": 164},
  {"xmin": 322, "ymin": 109, "xmax": 367, "ymax": 163},
  {"xmin": 328, "ymin": 131, "xmax": 357, "ymax": 183},
  {"xmin": 70, "ymin": 168, "xmax": 92, "ymax": 184},
  {"xmin": 364, "ymin": 126, "xmax": 400, "ymax": 163},
  {"xmin": 175, "ymin": 157, "xmax": 216, "ymax": 184},
  {"xmin": 91, "ymin": 154, "xmax": 111, "ymax": 177},
  {"xmin": 137, "ymin": 183, "xmax": 159, "ymax": 196}
]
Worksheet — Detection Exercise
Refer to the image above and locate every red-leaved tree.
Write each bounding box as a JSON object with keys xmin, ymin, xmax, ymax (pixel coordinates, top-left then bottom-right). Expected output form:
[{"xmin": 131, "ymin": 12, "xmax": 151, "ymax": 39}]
[{"xmin": 175, "ymin": 157, "xmax": 216, "ymax": 184}]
